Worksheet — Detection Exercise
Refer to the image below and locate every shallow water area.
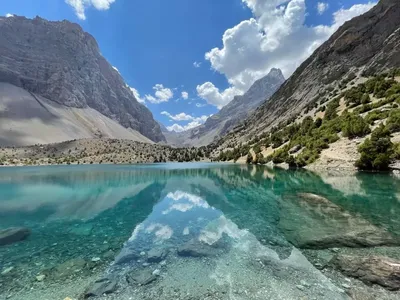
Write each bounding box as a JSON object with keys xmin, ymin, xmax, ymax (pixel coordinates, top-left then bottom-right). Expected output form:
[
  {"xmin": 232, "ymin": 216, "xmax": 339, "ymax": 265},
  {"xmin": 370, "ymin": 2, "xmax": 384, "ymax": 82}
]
[{"xmin": 0, "ymin": 163, "xmax": 400, "ymax": 300}]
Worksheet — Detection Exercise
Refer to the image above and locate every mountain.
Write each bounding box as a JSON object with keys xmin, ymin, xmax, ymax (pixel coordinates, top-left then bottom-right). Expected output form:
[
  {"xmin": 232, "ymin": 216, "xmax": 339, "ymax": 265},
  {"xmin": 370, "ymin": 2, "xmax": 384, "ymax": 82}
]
[
  {"xmin": 173, "ymin": 68, "xmax": 285, "ymax": 147},
  {"xmin": 0, "ymin": 82, "xmax": 153, "ymax": 146},
  {"xmin": 0, "ymin": 15, "xmax": 165, "ymax": 143},
  {"xmin": 218, "ymin": 0, "xmax": 400, "ymax": 147}
]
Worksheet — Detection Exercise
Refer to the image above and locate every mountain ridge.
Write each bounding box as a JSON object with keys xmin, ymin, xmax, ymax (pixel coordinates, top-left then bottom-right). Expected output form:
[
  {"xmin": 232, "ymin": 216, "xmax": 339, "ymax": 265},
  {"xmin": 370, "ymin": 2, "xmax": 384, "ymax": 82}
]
[
  {"xmin": 0, "ymin": 15, "xmax": 165, "ymax": 142},
  {"xmin": 217, "ymin": 0, "xmax": 400, "ymax": 147}
]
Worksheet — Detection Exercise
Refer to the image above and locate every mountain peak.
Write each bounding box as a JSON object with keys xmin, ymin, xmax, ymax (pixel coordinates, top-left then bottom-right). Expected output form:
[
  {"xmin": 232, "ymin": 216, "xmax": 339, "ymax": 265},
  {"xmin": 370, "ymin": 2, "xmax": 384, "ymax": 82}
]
[{"xmin": 268, "ymin": 68, "xmax": 284, "ymax": 80}]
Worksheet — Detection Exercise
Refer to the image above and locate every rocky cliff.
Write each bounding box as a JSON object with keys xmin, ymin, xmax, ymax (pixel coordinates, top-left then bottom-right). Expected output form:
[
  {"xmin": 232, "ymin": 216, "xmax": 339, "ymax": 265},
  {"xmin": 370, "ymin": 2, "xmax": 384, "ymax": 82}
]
[
  {"xmin": 0, "ymin": 16, "xmax": 165, "ymax": 142},
  {"xmin": 219, "ymin": 0, "xmax": 400, "ymax": 146}
]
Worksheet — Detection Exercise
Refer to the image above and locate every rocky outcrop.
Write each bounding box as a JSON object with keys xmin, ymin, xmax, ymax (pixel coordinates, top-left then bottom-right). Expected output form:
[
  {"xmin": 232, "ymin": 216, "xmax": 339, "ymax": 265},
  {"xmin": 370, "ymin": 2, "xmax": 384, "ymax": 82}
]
[
  {"xmin": 219, "ymin": 0, "xmax": 400, "ymax": 147},
  {"xmin": 333, "ymin": 255, "xmax": 400, "ymax": 290},
  {"xmin": 279, "ymin": 193, "xmax": 400, "ymax": 249},
  {"xmin": 0, "ymin": 227, "xmax": 30, "ymax": 246},
  {"xmin": 0, "ymin": 16, "xmax": 165, "ymax": 142}
]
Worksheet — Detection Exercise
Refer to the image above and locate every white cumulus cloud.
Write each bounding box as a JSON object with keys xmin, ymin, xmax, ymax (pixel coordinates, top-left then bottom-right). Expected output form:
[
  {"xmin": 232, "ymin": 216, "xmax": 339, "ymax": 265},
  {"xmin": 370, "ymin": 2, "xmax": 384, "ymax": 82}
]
[
  {"xmin": 196, "ymin": 103, "xmax": 207, "ymax": 108},
  {"xmin": 162, "ymin": 112, "xmax": 212, "ymax": 132},
  {"xmin": 65, "ymin": 0, "xmax": 116, "ymax": 20},
  {"xmin": 161, "ymin": 111, "xmax": 209, "ymax": 123},
  {"xmin": 166, "ymin": 122, "xmax": 203, "ymax": 133},
  {"xmin": 5, "ymin": 13, "xmax": 14, "ymax": 18},
  {"xmin": 197, "ymin": 0, "xmax": 376, "ymax": 108},
  {"xmin": 196, "ymin": 82, "xmax": 241, "ymax": 109},
  {"xmin": 181, "ymin": 91, "xmax": 189, "ymax": 99},
  {"xmin": 145, "ymin": 84, "xmax": 174, "ymax": 104},
  {"xmin": 317, "ymin": 2, "xmax": 329, "ymax": 15},
  {"xmin": 193, "ymin": 61, "xmax": 202, "ymax": 68}
]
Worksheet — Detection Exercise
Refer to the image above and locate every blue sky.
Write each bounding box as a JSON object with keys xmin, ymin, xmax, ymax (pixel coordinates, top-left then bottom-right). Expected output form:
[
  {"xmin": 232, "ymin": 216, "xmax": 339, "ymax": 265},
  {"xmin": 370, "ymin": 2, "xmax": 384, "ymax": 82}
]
[{"xmin": 1, "ymin": 0, "xmax": 376, "ymax": 132}]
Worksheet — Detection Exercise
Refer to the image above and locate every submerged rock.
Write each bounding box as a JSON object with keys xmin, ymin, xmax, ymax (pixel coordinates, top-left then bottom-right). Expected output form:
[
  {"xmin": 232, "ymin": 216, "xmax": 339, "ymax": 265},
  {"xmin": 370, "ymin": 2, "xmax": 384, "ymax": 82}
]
[
  {"xmin": 147, "ymin": 248, "xmax": 167, "ymax": 263},
  {"xmin": 114, "ymin": 249, "xmax": 140, "ymax": 265},
  {"xmin": 333, "ymin": 255, "xmax": 400, "ymax": 290},
  {"xmin": 279, "ymin": 193, "xmax": 400, "ymax": 249},
  {"xmin": 69, "ymin": 223, "xmax": 93, "ymax": 236},
  {"xmin": 126, "ymin": 269, "xmax": 158, "ymax": 286},
  {"xmin": 85, "ymin": 278, "xmax": 117, "ymax": 298},
  {"xmin": 1, "ymin": 266, "xmax": 14, "ymax": 275},
  {"xmin": 177, "ymin": 239, "xmax": 220, "ymax": 257},
  {"xmin": 0, "ymin": 227, "xmax": 31, "ymax": 246},
  {"xmin": 36, "ymin": 274, "xmax": 45, "ymax": 282},
  {"xmin": 50, "ymin": 258, "xmax": 87, "ymax": 279}
]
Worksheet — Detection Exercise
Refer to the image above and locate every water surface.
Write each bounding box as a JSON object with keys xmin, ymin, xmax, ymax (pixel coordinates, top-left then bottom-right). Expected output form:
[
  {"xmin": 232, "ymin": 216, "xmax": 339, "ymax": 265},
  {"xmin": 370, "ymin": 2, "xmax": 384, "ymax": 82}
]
[{"xmin": 0, "ymin": 163, "xmax": 400, "ymax": 299}]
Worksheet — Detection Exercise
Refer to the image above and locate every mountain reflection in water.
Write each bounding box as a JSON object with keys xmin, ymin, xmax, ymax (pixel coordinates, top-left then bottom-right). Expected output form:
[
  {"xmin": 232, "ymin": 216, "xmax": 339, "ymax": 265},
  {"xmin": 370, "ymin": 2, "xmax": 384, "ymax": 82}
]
[{"xmin": 0, "ymin": 164, "xmax": 399, "ymax": 299}]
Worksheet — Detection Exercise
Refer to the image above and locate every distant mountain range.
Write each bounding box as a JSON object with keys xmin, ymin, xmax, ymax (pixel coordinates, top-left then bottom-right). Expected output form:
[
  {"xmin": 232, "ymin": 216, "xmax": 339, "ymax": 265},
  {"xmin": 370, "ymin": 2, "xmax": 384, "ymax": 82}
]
[
  {"xmin": 164, "ymin": 68, "xmax": 285, "ymax": 147},
  {"xmin": 0, "ymin": 15, "xmax": 165, "ymax": 145}
]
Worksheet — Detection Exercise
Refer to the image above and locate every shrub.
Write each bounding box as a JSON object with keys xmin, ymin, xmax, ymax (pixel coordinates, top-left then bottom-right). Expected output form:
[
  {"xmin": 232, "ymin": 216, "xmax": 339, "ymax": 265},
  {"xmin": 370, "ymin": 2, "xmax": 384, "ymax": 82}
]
[
  {"xmin": 344, "ymin": 88, "xmax": 364, "ymax": 106},
  {"xmin": 364, "ymin": 110, "xmax": 390, "ymax": 125},
  {"xmin": 271, "ymin": 148, "xmax": 289, "ymax": 164},
  {"xmin": 315, "ymin": 117, "xmax": 323, "ymax": 128},
  {"xmin": 296, "ymin": 148, "xmax": 319, "ymax": 165},
  {"xmin": 386, "ymin": 109, "xmax": 400, "ymax": 133},
  {"xmin": 246, "ymin": 152, "xmax": 253, "ymax": 164},
  {"xmin": 324, "ymin": 98, "xmax": 340, "ymax": 120},
  {"xmin": 394, "ymin": 143, "xmax": 400, "ymax": 160},
  {"xmin": 356, "ymin": 125, "xmax": 393, "ymax": 170},
  {"xmin": 341, "ymin": 112, "xmax": 371, "ymax": 138}
]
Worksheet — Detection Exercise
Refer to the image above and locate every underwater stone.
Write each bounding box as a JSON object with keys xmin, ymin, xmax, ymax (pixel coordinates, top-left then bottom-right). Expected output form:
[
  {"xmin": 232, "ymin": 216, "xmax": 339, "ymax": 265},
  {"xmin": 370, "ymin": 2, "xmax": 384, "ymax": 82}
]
[
  {"xmin": 126, "ymin": 269, "xmax": 158, "ymax": 286},
  {"xmin": 85, "ymin": 278, "xmax": 117, "ymax": 298},
  {"xmin": 1, "ymin": 267, "xmax": 14, "ymax": 275},
  {"xmin": 52, "ymin": 258, "xmax": 87, "ymax": 279},
  {"xmin": 36, "ymin": 274, "xmax": 45, "ymax": 281},
  {"xmin": 69, "ymin": 224, "xmax": 93, "ymax": 236},
  {"xmin": 279, "ymin": 193, "xmax": 400, "ymax": 249},
  {"xmin": 333, "ymin": 255, "xmax": 400, "ymax": 290},
  {"xmin": 177, "ymin": 239, "xmax": 219, "ymax": 257},
  {"xmin": 147, "ymin": 248, "xmax": 167, "ymax": 263},
  {"xmin": 0, "ymin": 227, "xmax": 31, "ymax": 246},
  {"xmin": 114, "ymin": 249, "xmax": 140, "ymax": 265}
]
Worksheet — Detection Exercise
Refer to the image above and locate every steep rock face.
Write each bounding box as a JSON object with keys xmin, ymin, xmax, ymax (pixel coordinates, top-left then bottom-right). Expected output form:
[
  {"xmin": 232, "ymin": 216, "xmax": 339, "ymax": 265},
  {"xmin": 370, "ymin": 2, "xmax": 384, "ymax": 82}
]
[
  {"xmin": 220, "ymin": 0, "xmax": 400, "ymax": 145},
  {"xmin": 181, "ymin": 68, "xmax": 284, "ymax": 147},
  {"xmin": 0, "ymin": 16, "xmax": 165, "ymax": 142}
]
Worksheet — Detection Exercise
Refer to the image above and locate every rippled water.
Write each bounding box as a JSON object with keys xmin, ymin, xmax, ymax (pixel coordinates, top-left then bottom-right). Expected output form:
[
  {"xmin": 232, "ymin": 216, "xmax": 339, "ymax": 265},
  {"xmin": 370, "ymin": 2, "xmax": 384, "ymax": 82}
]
[{"xmin": 0, "ymin": 163, "xmax": 400, "ymax": 300}]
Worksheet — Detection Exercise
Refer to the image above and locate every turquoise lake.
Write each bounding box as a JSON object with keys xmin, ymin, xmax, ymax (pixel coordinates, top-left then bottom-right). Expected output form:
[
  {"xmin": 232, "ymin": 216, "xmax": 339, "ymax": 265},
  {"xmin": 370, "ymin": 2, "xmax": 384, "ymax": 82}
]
[{"xmin": 0, "ymin": 163, "xmax": 400, "ymax": 300}]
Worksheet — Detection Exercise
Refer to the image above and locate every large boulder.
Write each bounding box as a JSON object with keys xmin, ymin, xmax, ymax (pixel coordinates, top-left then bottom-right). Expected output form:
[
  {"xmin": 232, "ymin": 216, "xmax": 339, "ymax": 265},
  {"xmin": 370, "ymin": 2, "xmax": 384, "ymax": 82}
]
[
  {"xmin": 333, "ymin": 255, "xmax": 400, "ymax": 290},
  {"xmin": 0, "ymin": 227, "xmax": 31, "ymax": 246},
  {"xmin": 278, "ymin": 193, "xmax": 400, "ymax": 249}
]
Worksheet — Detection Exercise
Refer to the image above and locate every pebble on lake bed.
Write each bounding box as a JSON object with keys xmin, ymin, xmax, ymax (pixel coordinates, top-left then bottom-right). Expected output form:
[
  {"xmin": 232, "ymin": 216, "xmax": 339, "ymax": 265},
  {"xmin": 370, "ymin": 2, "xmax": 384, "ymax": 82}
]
[
  {"xmin": 91, "ymin": 257, "xmax": 101, "ymax": 262},
  {"xmin": 36, "ymin": 274, "xmax": 46, "ymax": 281},
  {"xmin": 1, "ymin": 267, "xmax": 14, "ymax": 275}
]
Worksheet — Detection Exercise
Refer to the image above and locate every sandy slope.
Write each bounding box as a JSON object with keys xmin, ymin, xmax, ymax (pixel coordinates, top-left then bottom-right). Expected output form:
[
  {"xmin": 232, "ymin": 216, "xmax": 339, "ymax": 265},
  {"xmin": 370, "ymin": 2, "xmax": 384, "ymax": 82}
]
[{"xmin": 0, "ymin": 83, "xmax": 153, "ymax": 146}]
